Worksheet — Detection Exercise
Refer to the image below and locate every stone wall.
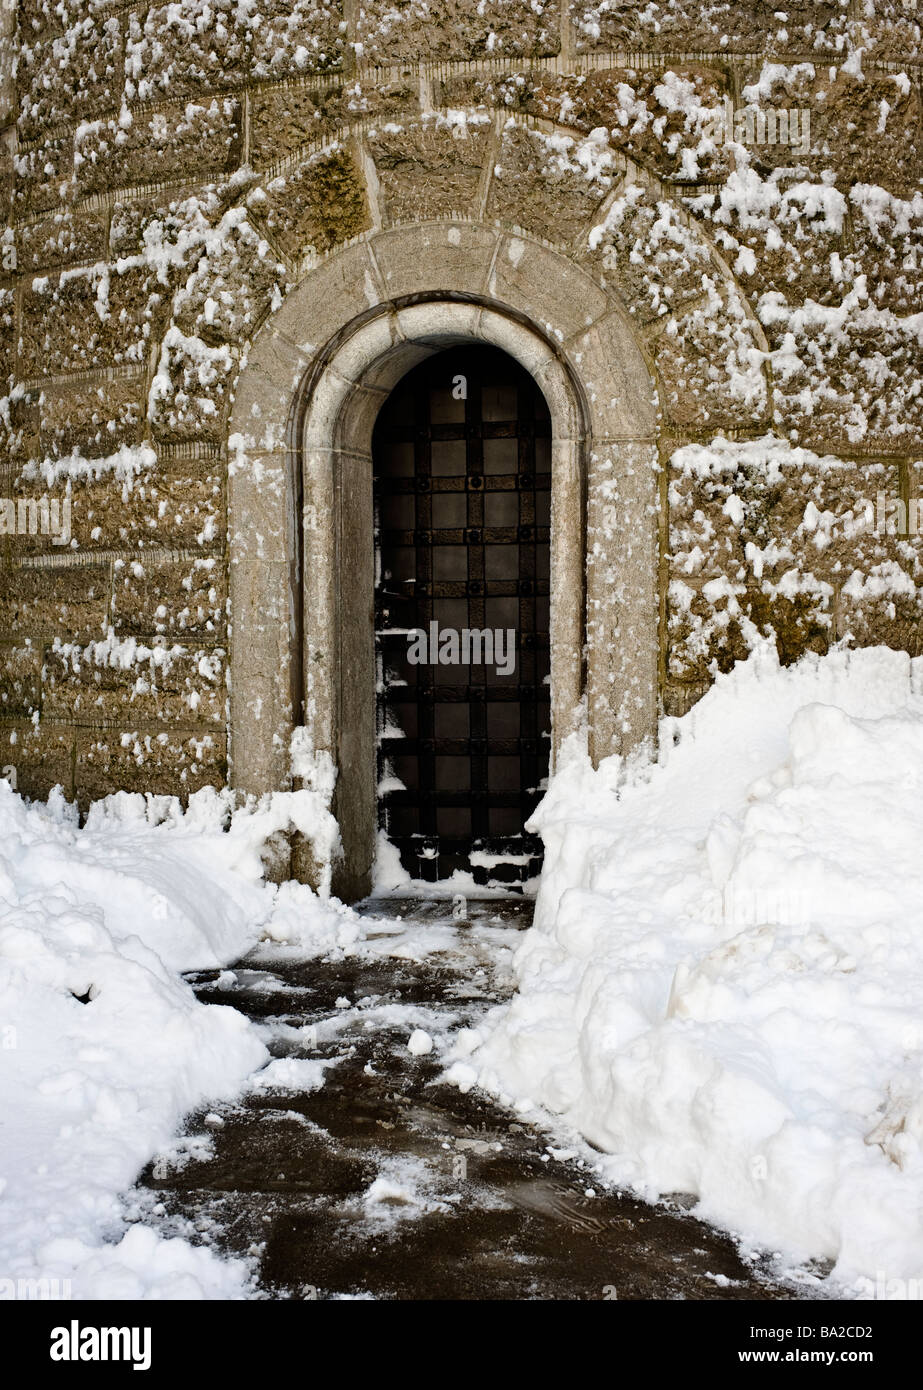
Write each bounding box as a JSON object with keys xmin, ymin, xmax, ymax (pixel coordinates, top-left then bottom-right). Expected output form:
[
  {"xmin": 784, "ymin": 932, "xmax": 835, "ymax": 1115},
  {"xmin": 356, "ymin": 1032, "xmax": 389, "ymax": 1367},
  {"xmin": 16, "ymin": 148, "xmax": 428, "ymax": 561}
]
[{"xmin": 0, "ymin": 0, "xmax": 921, "ymax": 807}]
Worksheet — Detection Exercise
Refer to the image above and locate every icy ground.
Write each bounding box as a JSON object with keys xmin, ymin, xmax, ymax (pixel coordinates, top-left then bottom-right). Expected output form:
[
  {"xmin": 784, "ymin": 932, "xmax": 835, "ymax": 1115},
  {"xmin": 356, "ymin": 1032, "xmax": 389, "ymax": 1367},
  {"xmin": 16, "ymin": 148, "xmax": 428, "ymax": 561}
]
[
  {"xmin": 2, "ymin": 643, "xmax": 923, "ymax": 1296},
  {"xmin": 129, "ymin": 901, "xmax": 794, "ymax": 1301}
]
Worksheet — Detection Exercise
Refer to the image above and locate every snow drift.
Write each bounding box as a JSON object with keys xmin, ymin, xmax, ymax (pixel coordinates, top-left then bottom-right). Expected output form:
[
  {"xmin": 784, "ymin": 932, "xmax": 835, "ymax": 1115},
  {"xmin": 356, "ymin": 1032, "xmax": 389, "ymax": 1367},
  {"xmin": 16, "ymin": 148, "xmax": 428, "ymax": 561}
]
[
  {"xmin": 462, "ymin": 644, "xmax": 923, "ymax": 1289},
  {"xmin": 0, "ymin": 782, "xmax": 358, "ymax": 1298}
]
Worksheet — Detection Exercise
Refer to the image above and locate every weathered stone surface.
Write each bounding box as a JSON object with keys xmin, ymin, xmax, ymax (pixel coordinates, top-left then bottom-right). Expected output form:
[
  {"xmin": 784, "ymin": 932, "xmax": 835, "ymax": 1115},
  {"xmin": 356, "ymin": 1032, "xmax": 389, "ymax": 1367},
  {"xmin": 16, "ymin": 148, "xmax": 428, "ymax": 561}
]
[
  {"xmin": 73, "ymin": 99, "xmax": 241, "ymax": 198},
  {"xmin": 685, "ymin": 176, "xmax": 847, "ymax": 309},
  {"xmin": 19, "ymin": 266, "xmax": 169, "ymax": 377},
  {"xmin": 667, "ymin": 575, "xmax": 760, "ymax": 685},
  {"xmin": 173, "ymin": 217, "xmax": 287, "ymax": 346},
  {"xmin": 38, "ymin": 375, "xmax": 147, "ymax": 461},
  {"xmin": 585, "ymin": 186, "xmax": 714, "ymax": 327},
  {"xmin": 12, "ymin": 136, "xmax": 72, "ymax": 217},
  {"xmin": 854, "ymin": 2, "xmax": 923, "ymax": 62},
  {"xmin": 0, "ymin": 287, "xmax": 14, "ymax": 382},
  {"xmin": 100, "ymin": 455, "xmax": 225, "ymax": 552},
  {"xmin": 356, "ymin": 0, "xmax": 560, "ymax": 64},
  {"xmin": 1, "ymin": 390, "xmax": 39, "ymax": 467},
  {"xmin": 0, "ymin": 563, "xmax": 110, "ymax": 639},
  {"xmin": 586, "ymin": 439, "xmax": 660, "ymax": 761},
  {"xmin": 227, "ymin": 335, "xmax": 312, "ymax": 455},
  {"xmin": 45, "ymin": 640, "xmax": 226, "ymax": 725},
  {"xmin": 486, "ymin": 123, "xmax": 614, "ymax": 248},
  {"xmin": 668, "ymin": 576, "xmax": 835, "ymax": 684},
  {"xmin": 262, "ymin": 238, "xmax": 381, "ymax": 354},
  {"xmin": 12, "ymin": 453, "xmax": 224, "ymax": 553},
  {"xmin": 734, "ymin": 66, "xmax": 923, "ymax": 199},
  {"xmin": 0, "ymin": 642, "xmax": 42, "ymax": 717},
  {"xmin": 111, "ymin": 556, "xmax": 227, "ymax": 638},
  {"xmin": 250, "ymin": 0, "xmax": 347, "ymax": 81},
  {"xmin": 109, "ymin": 189, "xmax": 225, "ymax": 261},
  {"xmin": 572, "ymin": 0, "xmax": 850, "ymax": 55},
  {"xmin": 0, "ymin": 136, "xmax": 14, "ymax": 219},
  {"xmin": 125, "ymin": 0, "xmax": 344, "ymax": 102},
  {"xmin": 666, "ymin": 449, "xmax": 923, "ymax": 686},
  {"xmin": 17, "ymin": 209, "xmax": 108, "ymax": 274},
  {"xmin": 647, "ymin": 285, "xmax": 769, "ymax": 431},
  {"xmin": 16, "ymin": 0, "xmax": 67, "ymax": 44},
  {"xmin": 250, "ymin": 81, "xmax": 418, "ymax": 168},
  {"xmin": 124, "ymin": 1, "xmax": 251, "ymax": 100},
  {"xmin": 0, "ymin": 721, "xmax": 75, "ymax": 800},
  {"xmin": 369, "ymin": 116, "xmax": 491, "ymax": 225},
  {"xmin": 17, "ymin": 0, "xmax": 112, "ymax": 45},
  {"xmin": 446, "ymin": 66, "xmax": 734, "ymax": 186},
  {"xmin": 18, "ymin": 12, "xmax": 124, "ymax": 141},
  {"xmin": 249, "ymin": 146, "xmax": 370, "ymax": 263},
  {"xmin": 149, "ymin": 333, "xmax": 239, "ymax": 445},
  {"xmin": 762, "ymin": 303, "xmax": 923, "ymax": 453},
  {"xmin": 843, "ymin": 488, "xmax": 923, "ymax": 637},
  {"xmin": 839, "ymin": 563, "xmax": 923, "ymax": 657},
  {"xmin": 848, "ymin": 190, "xmax": 923, "ymax": 318},
  {"xmin": 227, "ymin": 557, "xmax": 295, "ymax": 796},
  {"xmin": 371, "ymin": 220, "xmax": 497, "ymax": 303},
  {"xmin": 0, "ymin": 22, "xmax": 12, "ymax": 134},
  {"xmin": 669, "ymin": 453, "xmax": 904, "ymax": 579},
  {"xmin": 662, "ymin": 681, "xmax": 710, "ymax": 718},
  {"xmin": 568, "ymin": 309, "xmax": 658, "ymax": 437},
  {"xmin": 488, "ymin": 232, "xmax": 610, "ymax": 343},
  {"xmin": 74, "ymin": 727, "xmax": 226, "ymax": 805}
]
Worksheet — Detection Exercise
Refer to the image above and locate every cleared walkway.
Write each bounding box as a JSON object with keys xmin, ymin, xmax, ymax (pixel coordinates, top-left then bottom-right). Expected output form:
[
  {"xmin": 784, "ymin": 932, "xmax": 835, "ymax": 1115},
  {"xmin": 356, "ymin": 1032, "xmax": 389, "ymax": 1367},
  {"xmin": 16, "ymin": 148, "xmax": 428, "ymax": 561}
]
[{"xmin": 134, "ymin": 900, "xmax": 792, "ymax": 1301}]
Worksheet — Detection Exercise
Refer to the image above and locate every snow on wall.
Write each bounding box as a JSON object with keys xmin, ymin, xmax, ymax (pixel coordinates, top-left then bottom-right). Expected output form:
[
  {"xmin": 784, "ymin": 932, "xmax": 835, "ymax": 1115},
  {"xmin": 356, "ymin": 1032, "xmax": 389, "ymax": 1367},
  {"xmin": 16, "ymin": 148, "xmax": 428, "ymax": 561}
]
[{"xmin": 0, "ymin": 2, "xmax": 921, "ymax": 814}]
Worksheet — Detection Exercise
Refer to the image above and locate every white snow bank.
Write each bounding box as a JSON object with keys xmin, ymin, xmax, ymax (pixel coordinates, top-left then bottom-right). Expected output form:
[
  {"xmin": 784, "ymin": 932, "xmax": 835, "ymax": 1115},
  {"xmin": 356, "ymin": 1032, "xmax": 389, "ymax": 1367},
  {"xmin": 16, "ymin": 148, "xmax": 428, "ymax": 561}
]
[
  {"xmin": 0, "ymin": 780, "xmax": 359, "ymax": 1297},
  {"xmin": 464, "ymin": 644, "xmax": 923, "ymax": 1289}
]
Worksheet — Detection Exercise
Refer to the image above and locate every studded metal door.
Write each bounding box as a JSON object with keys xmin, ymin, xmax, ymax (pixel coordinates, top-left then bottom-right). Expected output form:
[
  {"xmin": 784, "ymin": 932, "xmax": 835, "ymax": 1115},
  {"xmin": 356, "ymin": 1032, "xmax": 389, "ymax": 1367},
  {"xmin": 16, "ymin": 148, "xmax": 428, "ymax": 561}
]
[{"xmin": 374, "ymin": 345, "xmax": 551, "ymax": 887}]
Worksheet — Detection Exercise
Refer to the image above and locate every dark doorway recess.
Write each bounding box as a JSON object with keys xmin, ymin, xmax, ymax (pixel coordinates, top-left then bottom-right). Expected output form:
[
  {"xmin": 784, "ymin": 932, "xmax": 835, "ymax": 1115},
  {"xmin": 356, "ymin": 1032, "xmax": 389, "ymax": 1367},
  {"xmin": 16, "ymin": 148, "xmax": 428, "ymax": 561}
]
[{"xmin": 373, "ymin": 345, "xmax": 552, "ymax": 888}]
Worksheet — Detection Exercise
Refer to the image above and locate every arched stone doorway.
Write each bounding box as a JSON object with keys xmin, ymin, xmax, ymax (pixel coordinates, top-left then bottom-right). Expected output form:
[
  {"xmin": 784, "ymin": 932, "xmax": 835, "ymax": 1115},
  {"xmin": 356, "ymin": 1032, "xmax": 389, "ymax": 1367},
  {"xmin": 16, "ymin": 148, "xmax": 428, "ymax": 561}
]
[
  {"xmin": 296, "ymin": 294, "xmax": 590, "ymax": 900},
  {"xmin": 227, "ymin": 223, "xmax": 660, "ymax": 901}
]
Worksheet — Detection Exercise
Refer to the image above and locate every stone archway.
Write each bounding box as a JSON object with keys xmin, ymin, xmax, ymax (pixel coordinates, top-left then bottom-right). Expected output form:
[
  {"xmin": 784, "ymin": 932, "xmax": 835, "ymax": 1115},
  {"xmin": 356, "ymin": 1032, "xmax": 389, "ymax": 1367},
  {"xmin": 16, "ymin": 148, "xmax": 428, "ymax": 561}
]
[{"xmin": 228, "ymin": 221, "xmax": 659, "ymax": 897}]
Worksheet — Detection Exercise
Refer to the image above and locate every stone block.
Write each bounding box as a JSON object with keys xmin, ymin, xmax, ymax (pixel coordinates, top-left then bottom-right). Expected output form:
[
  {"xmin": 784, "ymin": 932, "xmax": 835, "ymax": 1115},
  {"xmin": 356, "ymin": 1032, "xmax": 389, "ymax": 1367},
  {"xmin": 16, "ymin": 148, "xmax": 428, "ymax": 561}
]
[
  {"xmin": 250, "ymin": 145, "xmax": 370, "ymax": 265},
  {"xmin": 486, "ymin": 123, "xmax": 614, "ymax": 250},
  {"xmin": 19, "ymin": 265, "xmax": 167, "ymax": 378},
  {"xmin": 18, "ymin": 209, "xmax": 108, "ymax": 275},
  {"xmin": 44, "ymin": 640, "xmax": 227, "ymax": 725},
  {"xmin": 356, "ymin": 0, "xmax": 560, "ymax": 64},
  {"xmin": 75, "ymin": 727, "xmax": 227, "ymax": 805},
  {"xmin": 371, "ymin": 220, "xmax": 498, "ymax": 303},
  {"xmin": 73, "ymin": 99, "xmax": 241, "ymax": 199},
  {"xmin": 369, "ymin": 118, "xmax": 491, "ymax": 225},
  {"xmin": 0, "ymin": 562, "xmax": 110, "ymax": 640},
  {"xmin": 0, "ymin": 720, "xmax": 75, "ymax": 800},
  {"xmin": 18, "ymin": 12, "xmax": 124, "ymax": 141},
  {"xmin": 0, "ymin": 642, "xmax": 42, "ymax": 718},
  {"xmin": 111, "ymin": 556, "xmax": 227, "ymax": 639}
]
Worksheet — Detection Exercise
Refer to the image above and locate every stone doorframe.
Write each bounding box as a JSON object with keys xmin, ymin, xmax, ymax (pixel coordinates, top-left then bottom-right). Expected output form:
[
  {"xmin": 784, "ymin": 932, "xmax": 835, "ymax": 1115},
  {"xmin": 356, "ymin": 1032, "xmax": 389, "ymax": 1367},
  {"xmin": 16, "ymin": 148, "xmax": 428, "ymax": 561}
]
[{"xmin": 228, "ymin": 222, "xmax": 660, "ymax": 898}]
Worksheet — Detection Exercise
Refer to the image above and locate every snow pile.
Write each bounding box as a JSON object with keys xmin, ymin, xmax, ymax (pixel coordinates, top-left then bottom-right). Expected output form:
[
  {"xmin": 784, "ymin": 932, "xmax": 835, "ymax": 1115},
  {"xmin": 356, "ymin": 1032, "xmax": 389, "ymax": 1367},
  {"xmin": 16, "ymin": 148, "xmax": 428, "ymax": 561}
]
[
  {"xmin": 358, "ymin": 1156, "xmax": 454, "ymax": 1229},
  {"xmin": 0, "ymin": 780, "xmax": 359, "ymax": 1296},
  {"xmin": 463, "ymin": 644, "xmax": 923, "ymax": 1287}
]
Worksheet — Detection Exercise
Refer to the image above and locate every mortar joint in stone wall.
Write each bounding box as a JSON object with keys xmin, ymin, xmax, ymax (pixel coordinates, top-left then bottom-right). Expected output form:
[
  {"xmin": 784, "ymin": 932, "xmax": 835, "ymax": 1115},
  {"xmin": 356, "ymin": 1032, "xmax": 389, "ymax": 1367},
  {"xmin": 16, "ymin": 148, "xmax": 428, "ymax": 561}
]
[
  {"xmin": 16, "ymin": 363, "xmax": 148, "ymax": 394},
  {"xmin": 12, "ymin": 546, "xmax": 224, "ymax": 571}
]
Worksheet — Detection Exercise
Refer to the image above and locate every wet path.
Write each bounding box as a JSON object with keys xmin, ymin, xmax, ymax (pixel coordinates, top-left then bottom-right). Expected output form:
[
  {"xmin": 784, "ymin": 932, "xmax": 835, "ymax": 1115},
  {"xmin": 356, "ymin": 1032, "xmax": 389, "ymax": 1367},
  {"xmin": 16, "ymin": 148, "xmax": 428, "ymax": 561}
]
[{"xmin": 132, "ymin": 900, "xmax": 793, "ymax": 1300}]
